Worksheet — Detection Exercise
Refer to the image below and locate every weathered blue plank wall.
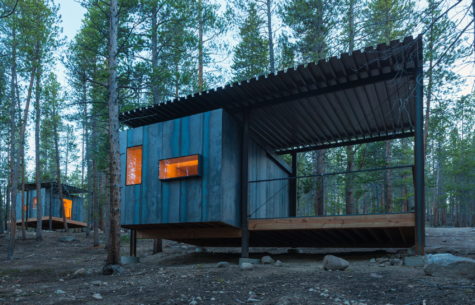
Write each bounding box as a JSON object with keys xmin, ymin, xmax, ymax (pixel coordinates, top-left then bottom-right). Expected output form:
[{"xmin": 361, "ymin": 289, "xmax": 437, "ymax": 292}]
[
  {"xmin": 16, "ymin": 189, "xmax": 85, "ymax": 222},
  {"xmin": 120, "ymin": 108, "xmax": 289, "ymax": 228}
]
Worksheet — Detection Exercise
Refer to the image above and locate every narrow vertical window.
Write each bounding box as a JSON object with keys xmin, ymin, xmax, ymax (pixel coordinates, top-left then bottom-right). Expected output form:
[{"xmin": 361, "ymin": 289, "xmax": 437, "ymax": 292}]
[
  {"xmin": 63, "ymin": 199, "xmax": 73, "ymax": 219},
  {"xmin": 33, "ymin": 197, "xmax": 37, "ymax": 208},
  {"xmin": 126, "ymin": 146, "xmax": 143, "ymax": 185}
]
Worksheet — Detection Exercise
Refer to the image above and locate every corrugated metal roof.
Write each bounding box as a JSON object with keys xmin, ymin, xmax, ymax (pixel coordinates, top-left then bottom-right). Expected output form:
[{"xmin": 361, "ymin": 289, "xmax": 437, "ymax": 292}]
[{"xmin": 120, "ymin": 35, "xmax": 421, "ymax": 154}]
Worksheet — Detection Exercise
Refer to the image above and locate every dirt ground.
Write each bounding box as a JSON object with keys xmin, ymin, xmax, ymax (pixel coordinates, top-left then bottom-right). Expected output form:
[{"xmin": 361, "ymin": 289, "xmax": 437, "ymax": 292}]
[{"xmin": 0, "ymin": 228, "xmax": 474, "ymax": 305}]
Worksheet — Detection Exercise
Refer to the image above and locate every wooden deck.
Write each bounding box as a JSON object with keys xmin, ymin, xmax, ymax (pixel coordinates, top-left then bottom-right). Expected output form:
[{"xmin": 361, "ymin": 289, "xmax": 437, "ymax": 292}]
[
  {"xmin": 16, "ymin": 217, "xmax": 87, "ymax": 229},
  {"xmin": 130, "ymin": 213, "xmax": 416, "ymax": 248}
]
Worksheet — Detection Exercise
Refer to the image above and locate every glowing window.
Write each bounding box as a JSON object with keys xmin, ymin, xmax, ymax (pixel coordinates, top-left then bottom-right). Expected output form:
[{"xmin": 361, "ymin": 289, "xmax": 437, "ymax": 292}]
[
  {"xmin": 63, "ymin": 199, "xmax": 73, "ymax": 219},
  {"xmin": 159, "ymin": 155, "xmax": 200, "ymax": 180},
  {"xmin": 33, "ymin": 197, "xmax": 37, "ymax": 208},
  {"xmin": 126, "ymin": 146, "xmax": 143, "ymax": 185}
]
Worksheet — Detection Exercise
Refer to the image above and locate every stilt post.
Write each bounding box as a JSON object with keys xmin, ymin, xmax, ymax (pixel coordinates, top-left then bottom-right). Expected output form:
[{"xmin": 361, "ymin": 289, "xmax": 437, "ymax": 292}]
[
  {"xmin": 130, "ymin": 229, "xmax": 137, "ymax": 257},
  {"xmin": 414, "ymin": 35, "xmax": 425, "ymax": 255},
  {"xmin": 241, "ymin": 110, "xmax": 250, "ymax": 258}
]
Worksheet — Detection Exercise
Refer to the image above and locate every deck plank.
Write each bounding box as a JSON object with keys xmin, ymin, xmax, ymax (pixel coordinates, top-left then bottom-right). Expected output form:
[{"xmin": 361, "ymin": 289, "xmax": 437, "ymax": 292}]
[{"xmin": 248, "ymin": 213, "xmax": 415, "ymax": 231}]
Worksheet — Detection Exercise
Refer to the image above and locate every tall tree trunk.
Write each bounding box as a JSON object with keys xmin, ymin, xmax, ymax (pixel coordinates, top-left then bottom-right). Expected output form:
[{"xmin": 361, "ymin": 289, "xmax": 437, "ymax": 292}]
[
  {"xmin": 54, "ymin": 121, "xmax": 68, "ymax": 232},
  {"xmin": 314, "ymin": 150, "xmax": 325, "ymax": 216},
  {"xmin": 383, "ymin": 141, "xmax": 392, "ymax": 212},
  {"xmin": 106, "ymin": 0, "xmax": 121, "ymax": 266},
  {"xmin": 20, "ymin": 157, "xmax": 26, "ymax": 240},
  {"xmin": 91, "ymin": 114, "xmax": 99, "ymax": 247},
  {"xmin": 151, "ymin": 2, "xmax": 159, "ymax": 104},
  {"xmin": 8, "ymin": 47, "xmax": 37, "ymax": 258},
  {"xmin": 424, "ymin": 4, "xmax": 434, "ymax": 152},
  {"xmin": 198, "ymin": 0, "xmax": 204, "ymax": 91},
  {"xmin": 0, "ymin": 184, "xmax": 4, "ymax": 234},
  {"xmin": 35, "ymin": 63, "xmax": 43, "ymax": 241},
  {"xmin": 344, "ymin": 1, "xmax": 356, "ymax": 215},
  {"xmin": 8, "ymin": 27, "xmax": 18, "ymax": 259},
  {"xmin": 266, "ymin": 0, "xmax": 275, "ymax": 73}
]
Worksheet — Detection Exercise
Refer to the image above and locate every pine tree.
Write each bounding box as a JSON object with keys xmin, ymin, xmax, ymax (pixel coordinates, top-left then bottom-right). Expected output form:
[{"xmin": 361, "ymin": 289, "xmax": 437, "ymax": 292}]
[{"xmin": 232, "ymin": 3, "xmax": 269, "ymax": 81}]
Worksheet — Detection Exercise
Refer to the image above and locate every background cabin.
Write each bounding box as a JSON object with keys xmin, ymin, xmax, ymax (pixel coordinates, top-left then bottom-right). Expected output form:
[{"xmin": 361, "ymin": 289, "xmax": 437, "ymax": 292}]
[{"xmin": 16, "ymin": 182, "xmax": 86, "ymax": 229}]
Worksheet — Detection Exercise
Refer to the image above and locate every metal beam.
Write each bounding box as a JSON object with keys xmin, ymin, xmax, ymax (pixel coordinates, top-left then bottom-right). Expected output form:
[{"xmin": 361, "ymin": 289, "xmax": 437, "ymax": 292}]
[
  {"xmin": 289, "ymin": 152, "xmax": 297, "ymax": 217},
  {"xmin": 276, "ymin": 131, "xmax": 414, "ymax": 155},
  {"xmin": 240, "ymin": 110, "xmax": 250, "ymax": 258},
  {"xmin": 414, "ymin": 35, "xmax": 425, "ymax": 255}
]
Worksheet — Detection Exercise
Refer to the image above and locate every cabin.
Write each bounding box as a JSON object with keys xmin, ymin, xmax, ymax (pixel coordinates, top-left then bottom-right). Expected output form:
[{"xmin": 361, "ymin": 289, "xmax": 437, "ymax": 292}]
[
  {"xmin": 16, "ymin": 182, "xmax": 87, "ymax": 229},
  {"xmin": 120, "ymin": 36, "xmax": 425, "ymax": 256}
]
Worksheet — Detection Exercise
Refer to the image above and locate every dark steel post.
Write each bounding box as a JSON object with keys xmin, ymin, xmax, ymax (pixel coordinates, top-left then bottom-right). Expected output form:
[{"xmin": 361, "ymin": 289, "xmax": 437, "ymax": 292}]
[
  {"xmin": 289, "ymin": 152, "xmax": 297, "ymax": 217},
  {"xmin": 130, "ymin": 229, "xmax": 137, "ymax": 257},
  {"xmin": 414, "ymin": 35, "xmax": 425, "ymax": 255},
  {"xmin": 241, "ymin": 110, "xmax": 250, "ymax": 258}
]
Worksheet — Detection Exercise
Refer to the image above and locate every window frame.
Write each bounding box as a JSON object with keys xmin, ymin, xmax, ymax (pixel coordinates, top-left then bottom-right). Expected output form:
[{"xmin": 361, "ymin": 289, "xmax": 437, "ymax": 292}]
[
  {"xmin": 126, "ymin": 145, "xmax": 144, "ymax": 186},
  {"xmin": 158, "ymin": 154, "xmax": 202, "ymax": 182}
]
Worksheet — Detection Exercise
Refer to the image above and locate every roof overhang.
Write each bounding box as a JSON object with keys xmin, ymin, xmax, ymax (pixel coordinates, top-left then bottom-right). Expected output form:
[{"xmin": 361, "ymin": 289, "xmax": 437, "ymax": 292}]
[{"xmin": 120, "ymin": 36, "xmax": 422, "ymax": 154}]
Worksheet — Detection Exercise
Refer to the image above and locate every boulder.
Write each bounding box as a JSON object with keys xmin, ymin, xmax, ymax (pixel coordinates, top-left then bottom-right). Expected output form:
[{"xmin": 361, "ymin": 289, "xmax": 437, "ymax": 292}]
[
  {"xmin": 274, "ymin": 260, "xmax": 283, "ymax": 267},
  {"xmin": 102, "ymin": 264, "xmax": 124, "ymax": 275},
  {"xmin": 216, "ymin": 261, "xmax": 230, "ymax": 268},
  {"xmin": 261, "ymin": 255, "xmax": 275, "ymax": 264},
  {"xmin": 424, "ymin": 253, "xmax": 475, "ymax": 280},
  {"xmin": 240, "ymin": 262, "xmax": 254, "ymax": 270},
  {"xmin": 58, "ymin": 236, "xmax": 77, "ymax": 243},
  {"xmin": 322, "ymin": 255, "xmax": 349, "ymax": 271}
]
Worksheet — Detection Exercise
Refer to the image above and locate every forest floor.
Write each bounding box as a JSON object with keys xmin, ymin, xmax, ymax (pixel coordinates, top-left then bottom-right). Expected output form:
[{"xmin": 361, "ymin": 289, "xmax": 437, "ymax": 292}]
[{"xmin": 0, "ymin": 227, "xmax": 474, "ymax": 305}]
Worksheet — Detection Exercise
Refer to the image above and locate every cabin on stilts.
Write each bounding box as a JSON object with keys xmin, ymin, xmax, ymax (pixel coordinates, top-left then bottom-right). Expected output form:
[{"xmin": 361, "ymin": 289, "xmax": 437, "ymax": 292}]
[
  {"xmin": 16, "ymin": 182, "xmax": 87, "ymax": 229},
  {"xmin": 120, "ymin": 35, "xmax": 425, "ymax": 256}
]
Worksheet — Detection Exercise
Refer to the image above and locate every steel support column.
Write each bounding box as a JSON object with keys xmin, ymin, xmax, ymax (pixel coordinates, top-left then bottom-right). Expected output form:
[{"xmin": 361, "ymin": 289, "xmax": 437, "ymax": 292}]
[
  {"xmin": 414, "ymin": 36, "xmax": 425, "ymax": 255},
  {"xmin": 241, "ymin": 110, "xmax": 250, "ymax": 258},
  {"xmin": 130, "ymin": 229, "xmax": 137, "ymax": 257},
  {"xmin": 289, "ymin": 152, "xmax": 297, "ymax": 217}
]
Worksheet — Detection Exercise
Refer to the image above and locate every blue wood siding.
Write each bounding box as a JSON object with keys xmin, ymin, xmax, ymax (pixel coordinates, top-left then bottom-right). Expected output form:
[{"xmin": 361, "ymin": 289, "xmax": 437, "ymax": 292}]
[{"xmin": 120, "ymin": 109, "xmax": 289, "ymax": 227}]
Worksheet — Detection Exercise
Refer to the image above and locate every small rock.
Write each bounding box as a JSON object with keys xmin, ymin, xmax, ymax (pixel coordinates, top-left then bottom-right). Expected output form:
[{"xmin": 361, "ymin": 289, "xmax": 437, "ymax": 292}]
[
  {"xmin": 14, "ymin": 289, "xmax": 23, "ymax": 295},
  {"xmin": 390, "ymin": 258, "xmax": 402, "ymax": 266},
  {"xmin": 55, "ymin": 289, "xmax": 66, "ymax": 295},
  {"xmin": 261, "ymin": 255, "xmax": 275, "ymax": 264},
  {"xmin": 59, "ymin": 278, "xmax": 64, "ymax": 282},
  {"xmin": 216, "ymin": 261, "xmax": 230, "ymax": 268},
  {"xmin": 92, "ymin": 293, "xmax": 103, "ymax": 300},
  {"xmin": 247, "ymin": 297, "xmax": 260, "ymax": 302},
  {"xmin": 58, "ymin": 236, "xmax": 77, "ymax": 243},
  {"xmin": 323, "ymin": 255, "xmax": 349, "ymax": 271},
  {"xmin": 378, "ymin": 264, "xmax": 385, "ymax": 267},
  {"xmin": 376, "ymin": 257, "xmax": 389, "ymax": 264},
  {"xmin": 369, "ymin": 258, "xmax": 376, "ymax": 263},
  {"xmin": 240, "ymin": 262, "xmax": 254, "ymax": 270},
  {"xmin": 73, "ymin": 268, "xmax": 86, "ymax": 277},
  {"xmin": 102, "ymin": 264, "xmax": 124, "ymax": 275},
  {"xmin": 91, "ymin": 281, "xmax": 102, "ymax": 286},
  {"xmin": 120, "ymin": 256, "xmax": 140, "ymax": 265},
  {"xmin": 370, "ymin": 273, "xmax": 383, "ymax": 279},
  {"xmin": 274, "ymin": 260, "xmax": 283, "ymax": 267}
]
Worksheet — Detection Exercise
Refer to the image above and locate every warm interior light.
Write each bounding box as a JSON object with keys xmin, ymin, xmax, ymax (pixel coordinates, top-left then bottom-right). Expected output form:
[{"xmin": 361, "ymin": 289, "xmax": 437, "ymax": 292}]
[
  {"xmin": 33, "ymin": 197, "xmax": 37, "ymax": 208},
  {"xmin": 63, "ymin": 199, "xmax": 72, "ymax": 219},
  {"xmin": 126, "ymin": 146, "xmax": 143, "ymax": 185},
  {"xmin": 159, "ymin": 155, "xmax": 200, "ymax": 180}
]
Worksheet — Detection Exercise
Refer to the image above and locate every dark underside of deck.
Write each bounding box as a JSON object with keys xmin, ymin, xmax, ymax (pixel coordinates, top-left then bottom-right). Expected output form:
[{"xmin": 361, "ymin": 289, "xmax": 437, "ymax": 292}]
[
  {"xmin": 17, "ymin": 217, "xmax": 87, "ymax": 229},
  {"xmin": 125, "ymin": 213, "xmax": 416, "ymax": 248}
]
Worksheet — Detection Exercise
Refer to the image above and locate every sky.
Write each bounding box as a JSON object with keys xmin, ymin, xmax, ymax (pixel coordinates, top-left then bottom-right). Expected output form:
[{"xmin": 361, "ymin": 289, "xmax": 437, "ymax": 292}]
[{"xmin": 57, "ymin": 1, "xmax": 86, "ymax": 87}]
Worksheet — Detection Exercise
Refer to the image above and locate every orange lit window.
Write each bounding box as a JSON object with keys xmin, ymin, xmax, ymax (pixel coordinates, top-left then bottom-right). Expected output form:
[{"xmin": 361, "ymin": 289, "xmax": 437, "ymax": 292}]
[
  {"xmin": 63, "ymin": 199, "xmax": 73, "ymax": 219},
  {"xmin": 126, "ymin": 146, "xmax": 143, "ymax": 185},
  {"xmin": 159, "ymin": 155, "xmax": 200, "ymax": 180},
  {"xmin": 33, "ymin": 197, "xmax": 37, "ymax": 208}
]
